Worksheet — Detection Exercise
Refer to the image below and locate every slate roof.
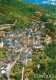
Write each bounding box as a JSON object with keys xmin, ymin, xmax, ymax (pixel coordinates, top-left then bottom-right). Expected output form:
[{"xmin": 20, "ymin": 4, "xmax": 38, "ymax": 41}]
[
  {"xmin": 5, "ymin": 60, "xmax": 11, "ymax": 64},
  {"xmin": 11, "ymin": 54, "xmax": 16, "ymax": 58},
  {"xmin": 0, "ymin": 58, "xmax": 4, "ymax": 61},
  {"xmin": 27, "ymin": 44, "xmax": 31, "ymax": 48},
  {"xmin": 19, "ymin": 57, "xmax": 26, "ymax": 60},
  {"xmin": 27, "ymin": 55, "xmax": 32, "ymax": 59},
  {"xmin": 3, "ymin": 65, "xmax": 7, "ymax": 68},
  {"xmin": 21, "ymin": 52, "xmax": 27, "ymax": 56}
]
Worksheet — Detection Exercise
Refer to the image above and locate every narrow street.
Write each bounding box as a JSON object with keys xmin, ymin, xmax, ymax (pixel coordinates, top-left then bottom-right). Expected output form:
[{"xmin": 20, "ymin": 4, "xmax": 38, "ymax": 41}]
[
  {"xmin": 7, "ymin": 53, "xmax": 21, "ymax": 80},
  {"xmin": 21, "ymin": 67, "xmax": 24, "ymax": 80}
]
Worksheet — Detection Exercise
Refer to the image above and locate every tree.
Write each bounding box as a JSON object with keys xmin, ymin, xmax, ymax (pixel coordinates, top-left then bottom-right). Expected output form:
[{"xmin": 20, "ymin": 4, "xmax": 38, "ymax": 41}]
[
  {"xmin": 33, "ymin": 63, "xmax": 46, "ymax": 74},
  {"xmin": 44, "ymin": 41, "xmax": 56, "ymax": 59},
  {"xmin": 40, "ymin": 14, "xmax": 48, "ymax": 22},
  {"xmin": 46, "ymin": 61, "xmax": 56, "ymax": 75},
  {"xmin": 0, "ymin": 77, "xmax": 3, "ymax": 80},
  {"xmin": 14, "ymin": 73, "xmax": 21, "ymax": 80}
]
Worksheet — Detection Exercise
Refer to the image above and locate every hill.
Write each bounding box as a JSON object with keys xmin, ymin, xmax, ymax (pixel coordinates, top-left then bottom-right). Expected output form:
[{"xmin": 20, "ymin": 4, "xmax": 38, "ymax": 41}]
[
  {"xmin": 0, "ymin": 0, "xmax": 54, "ymax": 30},
  {"xmin": 40, "ymin": 4, "xmax": 56, "ymax": 19},
  {"xmin": 40, "ymin": 4, "xmax": 56, "ymax": 13}
]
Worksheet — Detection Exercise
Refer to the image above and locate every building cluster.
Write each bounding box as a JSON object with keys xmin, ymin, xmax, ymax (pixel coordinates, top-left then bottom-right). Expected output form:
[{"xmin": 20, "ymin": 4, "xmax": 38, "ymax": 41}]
[
  {"xmin": 0, "ymin": 54, "xmax": 17, "ymax": 75},
  {"xmin": 0, "ymin": 22, "xmax": 52, "ymax": 79},
  {"xmin": 18, "ymin": 47, "xmax": 32, "ymax": 66},
  {"xmin": 0, "ymin": 23, "xmax": 52, "ymax": 50}
]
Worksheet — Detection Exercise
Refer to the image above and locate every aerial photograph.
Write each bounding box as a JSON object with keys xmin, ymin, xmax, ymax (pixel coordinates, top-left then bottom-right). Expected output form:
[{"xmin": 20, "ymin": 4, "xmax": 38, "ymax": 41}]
[{"xmin": 0, "ymin": 0, "xmax": 56, "ymax": 80}]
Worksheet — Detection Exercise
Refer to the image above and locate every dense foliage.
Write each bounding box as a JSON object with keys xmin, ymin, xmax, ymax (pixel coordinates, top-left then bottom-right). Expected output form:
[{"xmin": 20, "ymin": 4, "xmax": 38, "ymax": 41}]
[
  {"xmin": 40, "ymin": 14, "xmax": 48, "ymax": 22},
  {"xmin": 0, "ymin": 49, "xmax": 8, "ymax": 58},
  {"xmin": 0, "ymin": 0, "xmax": 54, "ymax": 29},
  {"xmin": 33, "ymin": 63, "xmax": 46, "ymax": 74},
  {"xmin": 44, "ymin": 41, "xmax": 56, "ymax": 59},
  {"xmin": 45, "ymin": 23, "xmax": 56, "ymax": 37},
  {"xmin": 10, "ymin": 73, "xmax": 21, "ymax": 80},
  {"xmin": 0, "ymin": 77, "xmax": 3, "ymax": 80},
  {"xmin": 40, "ymin": 4, "xmax": 56, "ymax": 19},
  {"xmin": 40, "ymin": 4, "xmax": 56, "ymax": 13}
]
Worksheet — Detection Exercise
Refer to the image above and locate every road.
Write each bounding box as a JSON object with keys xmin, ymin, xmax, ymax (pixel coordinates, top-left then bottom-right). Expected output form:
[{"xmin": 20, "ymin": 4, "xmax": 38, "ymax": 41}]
[
  {"xmin": 21, "ymin": 47, "xmax": 30, "ymax": 80},
  {"xmin": 0, "ymin": 26, "xmax": 12, "ymax": 30},
  {"xmin": 1, "ymin": 47, "xmax": 31, "ymax": 80},
  {"xmin": 0, "ymin": 19, "xmax": 17, "ymax": 30},
  {"xmin": 21, "ymin": 67, "xmax": 24, "ymax": 80},
  {"xmin": 6, "ymin": 53, "xmax": 21, "ymax": 80},
  {"xmin": 5, "ymin": 47, "xmax": 29, "ymax": 80}
]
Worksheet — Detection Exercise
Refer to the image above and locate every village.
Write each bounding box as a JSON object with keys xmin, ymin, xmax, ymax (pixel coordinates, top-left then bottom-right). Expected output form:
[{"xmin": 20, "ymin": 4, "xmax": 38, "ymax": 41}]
[{"xmin": 0, "ymin": 21, "xmax": 52, "ymax": 80}]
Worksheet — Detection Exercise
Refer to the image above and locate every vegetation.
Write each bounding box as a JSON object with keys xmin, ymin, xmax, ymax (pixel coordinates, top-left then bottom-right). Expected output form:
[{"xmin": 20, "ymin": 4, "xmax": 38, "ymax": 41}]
[
  {"xmin": 40, "ymin": 4, "xmax": 56, "ymax": 13},
  {"xmin": 44, "ymin": 41, "xmax": 56, "ymax": 59},
  {"xmin": 40, "ymin": 14, "xmax": 48, "ymax": 22},
  {"xmin": 31, "ymin": 41, "xmax": 56, "ymax": 80},
  {"xmin": 0, "ymin": 77, "xmax": 3, "ymax": 80},
  {"xmin": 0, "ymin": 0, "xmax": 54, "ymax": 30},
  {"xmin": 10, "ymin": 63, "xmax": 22, "ymax": 80},
  {"xmin": 24, "ymin": 46, "xmax": 56, "ymax": 80},
  {"xmin": 0, "ymin": 0, "xmax": 56, "ymax": 80},
  {"xmin": 33, "ymin": 63, "xmax": 46, "ymax": 74},
  {"xmin": 40, "ymin": 4, "xmax": 56, "ymax": 19},
  {"xmin": 45, "ymin": 23, "xmax": 56, "ymax": 38},
  {"xmin": 0, "ymin": 48, "xmax": 8, "ymax": 58},
  {"xmin": 10, "ymin": 73, "xmax": 21, "ymax": 80}
]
